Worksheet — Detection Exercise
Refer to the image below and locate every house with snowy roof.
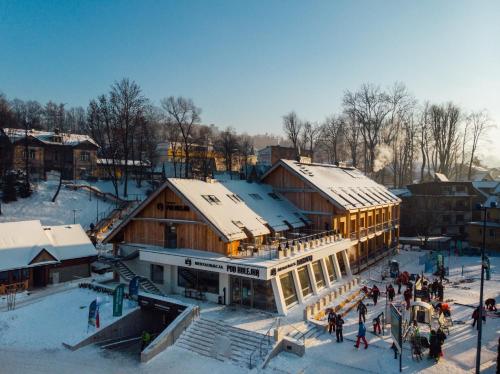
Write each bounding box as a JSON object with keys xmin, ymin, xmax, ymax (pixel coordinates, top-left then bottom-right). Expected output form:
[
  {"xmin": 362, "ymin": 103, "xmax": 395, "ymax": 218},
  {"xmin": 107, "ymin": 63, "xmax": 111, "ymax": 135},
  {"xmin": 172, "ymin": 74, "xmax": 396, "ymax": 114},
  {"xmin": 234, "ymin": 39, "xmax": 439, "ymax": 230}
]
[
  {"xmin": 104, "ymin": 159, "xmax": 400, "ymax": 315},
  {"xmin": 2, "ymin": 128, "xmax": 99, "ymax": 180},
  {"xmin": 0, "ymin": 220, "xmax": 98, "ymax": 294}
]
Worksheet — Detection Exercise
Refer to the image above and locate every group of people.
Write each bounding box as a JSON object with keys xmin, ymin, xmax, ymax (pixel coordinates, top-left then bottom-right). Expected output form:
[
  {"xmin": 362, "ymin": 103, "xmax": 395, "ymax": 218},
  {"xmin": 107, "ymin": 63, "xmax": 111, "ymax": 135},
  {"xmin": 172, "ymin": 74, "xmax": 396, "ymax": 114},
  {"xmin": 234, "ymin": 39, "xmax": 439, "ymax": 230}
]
[
  {"xmin": 428, "ymin": 328, "xmax": 447, "ymax": 362},
  {"xmin": 327, "ymin": 309, "xmax": 345, "ymax": 343}
]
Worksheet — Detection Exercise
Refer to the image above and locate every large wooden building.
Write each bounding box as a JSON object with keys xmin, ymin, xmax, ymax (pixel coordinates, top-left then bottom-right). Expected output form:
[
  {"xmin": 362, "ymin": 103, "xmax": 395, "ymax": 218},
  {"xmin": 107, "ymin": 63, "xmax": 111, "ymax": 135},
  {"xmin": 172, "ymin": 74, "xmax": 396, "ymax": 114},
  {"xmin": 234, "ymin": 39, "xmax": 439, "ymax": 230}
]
[
  {"xmin": 105, "ymin": 159, "xmax": 400, "ymax": 314},
  {"xmin": 0, "ymin": 220, "xmax": 98, "ymax": 294},
  {"xmin": 1, "ymin": 128, "xmax": 99, "ymax": 180}
]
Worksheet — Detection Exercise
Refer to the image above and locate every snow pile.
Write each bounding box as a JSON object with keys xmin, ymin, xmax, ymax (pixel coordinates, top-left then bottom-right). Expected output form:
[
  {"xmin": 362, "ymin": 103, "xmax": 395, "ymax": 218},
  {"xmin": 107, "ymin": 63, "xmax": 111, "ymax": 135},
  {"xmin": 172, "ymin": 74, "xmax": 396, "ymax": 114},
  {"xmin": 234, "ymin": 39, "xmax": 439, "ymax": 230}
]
[{"xmin": 0, "ymin": 287, "xmax": 137, "ymax": 349}]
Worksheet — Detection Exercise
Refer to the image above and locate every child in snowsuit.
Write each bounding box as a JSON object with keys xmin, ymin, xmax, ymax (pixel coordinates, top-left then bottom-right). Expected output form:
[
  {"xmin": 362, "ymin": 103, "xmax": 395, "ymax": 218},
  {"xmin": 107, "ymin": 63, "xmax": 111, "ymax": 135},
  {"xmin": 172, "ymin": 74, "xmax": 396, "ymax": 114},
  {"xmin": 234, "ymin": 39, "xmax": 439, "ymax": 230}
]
[
  {"xmin": 371, "ymin": 285, "xmax": 380, "ymax": 306},
  {"xmin": 335, "ymin": 316, "xmax": 344, "ymax": 342},
  {"xmin": 327, "ymin": 310, "xmax": 337, "ymax": 334},
  {"xmin": 354, "ymin": 321, "xmax": 368, "ymax": 349},
  {"xmin": 357, "ymin": 301, "xmax": 367, "ymax": 322}
]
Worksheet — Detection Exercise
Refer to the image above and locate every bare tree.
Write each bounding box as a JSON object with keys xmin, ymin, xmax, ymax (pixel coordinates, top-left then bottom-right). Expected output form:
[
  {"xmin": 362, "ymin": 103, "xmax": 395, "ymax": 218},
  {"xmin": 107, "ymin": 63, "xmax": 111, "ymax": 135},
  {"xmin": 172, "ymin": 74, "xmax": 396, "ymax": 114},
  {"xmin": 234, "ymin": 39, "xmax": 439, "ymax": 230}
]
[
  {"xmin": 110, "ymin": 79, "xmax": 147, "ymax": 197},
  {"xmin": 214, "ymin": 127, "xmax": 240, "ymax": 176},
  {"xmin": 282, "ymin": 111, "xmax": 302, "ymax": 157},
  {"xmin": 466, "ymin": 110, "xmax": 491, "ymax": 180},
  {"xmin": 342, "ymin": 109, "xmax": 361, "ymax": 167},
  {"xmin": 301, "ymin": 121, "xmax": 321, "ymax": 160},
  {"xmin": 239, "ymin": 134, "xmax": 254, "ymax": 179},
  {"xmin": 321, "ymin": 116, "xmax": 344, "ymax": 163},
  {"xmin": 161, "ymin": 97, "xmax": 201, "ymax": 178}
]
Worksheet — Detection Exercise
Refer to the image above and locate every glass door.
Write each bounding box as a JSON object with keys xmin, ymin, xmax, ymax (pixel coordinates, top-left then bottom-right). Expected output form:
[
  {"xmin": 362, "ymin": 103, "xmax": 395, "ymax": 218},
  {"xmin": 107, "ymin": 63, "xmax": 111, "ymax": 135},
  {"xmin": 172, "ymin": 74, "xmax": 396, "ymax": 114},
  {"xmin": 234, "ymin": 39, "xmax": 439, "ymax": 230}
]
[
  {"xmin": 231, "ymin": 276, "xmax": 242, "ymax": 305},
  {"xmin": 241, "ymin": 278, "xmax": 252, "ymax": 307}
]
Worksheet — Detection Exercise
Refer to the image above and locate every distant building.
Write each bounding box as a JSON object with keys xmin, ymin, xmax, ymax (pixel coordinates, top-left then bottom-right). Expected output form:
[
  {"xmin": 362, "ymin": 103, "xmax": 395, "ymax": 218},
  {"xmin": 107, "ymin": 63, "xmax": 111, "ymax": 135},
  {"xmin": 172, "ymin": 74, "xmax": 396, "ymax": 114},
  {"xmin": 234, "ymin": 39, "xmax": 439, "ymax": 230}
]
[
  {"xmin": 400, "ymin": 179, "xmax": 484, "ymax": 238},
  {"xmin": 257, "ymin": 145, "xmax": 312, "ymax": 167},
  {"xmin": 96, "ymin": 158, "xmax": 150, "ymax": 180},
  {"xmin": 1, "ymin": 128, "xmax": 99, "ymax": 180},
  {"xmin": 0, "ymin": 220, "xmax": 98, "ymax": 294},
  {"xmin": 467, "ymin": 184, "xmax": 500, "ymax": 252}
]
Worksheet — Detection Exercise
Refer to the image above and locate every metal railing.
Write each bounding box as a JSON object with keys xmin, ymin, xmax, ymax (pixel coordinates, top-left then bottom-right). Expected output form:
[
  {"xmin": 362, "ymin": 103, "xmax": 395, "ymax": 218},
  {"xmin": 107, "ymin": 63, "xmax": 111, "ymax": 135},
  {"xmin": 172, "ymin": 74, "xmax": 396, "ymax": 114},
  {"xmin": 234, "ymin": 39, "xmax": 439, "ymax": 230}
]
[{"xmin": 249, "ymin": 318, "xmax": 279, "ymax": 369}]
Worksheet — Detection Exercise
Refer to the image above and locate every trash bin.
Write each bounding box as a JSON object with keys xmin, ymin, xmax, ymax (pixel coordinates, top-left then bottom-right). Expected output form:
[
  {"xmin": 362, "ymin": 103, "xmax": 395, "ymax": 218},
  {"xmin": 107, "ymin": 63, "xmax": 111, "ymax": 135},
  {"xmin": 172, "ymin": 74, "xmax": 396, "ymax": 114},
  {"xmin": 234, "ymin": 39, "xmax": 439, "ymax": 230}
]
[{"xmin": 218, "ymin": 296, "xmax": 223, "ymax": 304}]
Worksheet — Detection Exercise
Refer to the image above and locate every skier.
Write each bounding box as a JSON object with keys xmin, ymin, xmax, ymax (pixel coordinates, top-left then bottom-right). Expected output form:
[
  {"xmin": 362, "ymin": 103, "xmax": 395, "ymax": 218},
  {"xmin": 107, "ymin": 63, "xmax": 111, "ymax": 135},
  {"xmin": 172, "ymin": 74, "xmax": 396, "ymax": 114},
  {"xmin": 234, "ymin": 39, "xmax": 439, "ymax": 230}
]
[
  {"xmin": 372, "ymin": 314, "xmax": 382, "ymax": 335},
  {"xmin": 387, "ymin": 284, "xmax": 395, "ymax": 302},
  {"xmin": 354, "ymin": 321, "xmax": 368, "ymax": 349},
  {"xmin": 404, "ymin": 287, "xmax": 412, "ymax": 310},
  {"xmin": 371, "ymin": 285, "xmax": 380, "ymax": 306},
  {"xmin": 357, "ymin": 301, "xmax": 367, "ymax": 322},
  {"xmin": 327, "ymin": 309, "xmax": 337, "ymax": 335},
  {"xmin": 335, "ymin": 315, "xmax": 344, "ymax": 342}
]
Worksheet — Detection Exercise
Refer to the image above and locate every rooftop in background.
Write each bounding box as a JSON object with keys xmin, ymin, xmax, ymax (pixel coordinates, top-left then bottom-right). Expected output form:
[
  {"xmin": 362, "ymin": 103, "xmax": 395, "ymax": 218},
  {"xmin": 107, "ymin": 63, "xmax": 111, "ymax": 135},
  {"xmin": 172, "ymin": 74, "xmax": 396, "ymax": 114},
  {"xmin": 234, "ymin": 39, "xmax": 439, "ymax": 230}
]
[
  {"xmin": 2, "ymin": 128, "xmax": 99, "ymax": 148},
  {"xmin": 264, "ymin": 159, "xmax": 400, "ymax": 210},
  {"xmin": 0, "ymin": 220, "xmax": 97, "ymax": 272}
]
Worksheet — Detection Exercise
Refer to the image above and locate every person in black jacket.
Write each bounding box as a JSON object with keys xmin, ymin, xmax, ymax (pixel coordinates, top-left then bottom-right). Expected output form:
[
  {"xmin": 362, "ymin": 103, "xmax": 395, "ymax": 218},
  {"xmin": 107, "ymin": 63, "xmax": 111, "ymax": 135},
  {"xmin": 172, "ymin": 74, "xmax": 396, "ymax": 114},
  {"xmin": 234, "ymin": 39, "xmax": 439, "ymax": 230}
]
[
  {"xmin": 327, "ymin": 309, "xmax": 337, "ymax": 334},
  {"xmin": 335, "ymin": 315, "xmax": 344, "ymax": 342},
  {"xmin": 428, "ymin": 330, "xmax": 441, "ymax": 362},
  {"xmin": 371, "ymin": 285, "xmax": 380, "ymax": 306},
  {"xmin": 357, "ymin": 301, "xmax": 367, "ymax": 322},
  {"xmin": 387, "ymin": 284, "xmax": 395, "ymax": 302}
]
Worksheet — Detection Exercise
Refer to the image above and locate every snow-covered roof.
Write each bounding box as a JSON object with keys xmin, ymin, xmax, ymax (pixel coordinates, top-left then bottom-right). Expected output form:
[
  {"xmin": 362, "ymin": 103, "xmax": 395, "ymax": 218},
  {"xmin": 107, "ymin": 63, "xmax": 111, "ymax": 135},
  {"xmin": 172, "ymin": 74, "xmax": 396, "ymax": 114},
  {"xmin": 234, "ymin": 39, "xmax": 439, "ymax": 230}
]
[
  {"xmin": 3, "ymin": 128, "xmax": 99, "ymax": 147},
  {"xmin": 434, "ymin": 172, "xmax": 449, "ymax": 182},
  {"xmin": 168, "ymin": 178, "xmax": 270, "ymax": 241},
  {"xmin": 264, "ymin": 160, "xmax": 400, "ymax": 211},
  {"xmin": 390, "ymin": 188, "xmax": 412, "ymax": 198},
  {"xmin": 0, "ymin": 220, "xmax": 97, "ymax": 272},
  {"xmin": 221, "ymin": 180, "xmax": 309, "ymax": 232}
]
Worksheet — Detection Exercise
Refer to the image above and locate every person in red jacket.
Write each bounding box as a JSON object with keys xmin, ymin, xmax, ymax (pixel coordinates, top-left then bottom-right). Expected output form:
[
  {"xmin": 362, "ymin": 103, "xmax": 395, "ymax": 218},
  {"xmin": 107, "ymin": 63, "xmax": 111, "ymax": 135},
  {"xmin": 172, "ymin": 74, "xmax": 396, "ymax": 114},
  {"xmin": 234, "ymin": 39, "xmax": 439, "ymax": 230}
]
[{"xmin": 371, "ymin": 285, "xmax": 380, "ymax": 306}]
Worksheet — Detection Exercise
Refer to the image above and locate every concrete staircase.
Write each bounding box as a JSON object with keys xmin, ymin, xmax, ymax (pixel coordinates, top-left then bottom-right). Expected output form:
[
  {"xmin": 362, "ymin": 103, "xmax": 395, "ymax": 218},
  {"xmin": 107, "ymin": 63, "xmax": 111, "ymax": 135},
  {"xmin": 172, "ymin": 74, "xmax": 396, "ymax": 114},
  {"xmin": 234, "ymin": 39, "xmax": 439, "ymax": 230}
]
[
  {"xmin": 114, "ymin": 260, "xmax": 165, "ymax": 296},
  {"xmin": 285, "ymin": 321, "xmax": 324, "ymax": 345},
  {"xmin": 175, "ymin": 317, "xmax": 274, "ymax": 368}
]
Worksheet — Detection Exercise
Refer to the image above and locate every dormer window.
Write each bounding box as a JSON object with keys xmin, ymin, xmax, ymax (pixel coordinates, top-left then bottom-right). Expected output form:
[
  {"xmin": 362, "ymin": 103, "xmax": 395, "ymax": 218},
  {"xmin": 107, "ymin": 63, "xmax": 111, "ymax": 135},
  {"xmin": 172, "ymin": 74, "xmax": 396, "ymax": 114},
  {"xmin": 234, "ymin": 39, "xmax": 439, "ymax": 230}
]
[
  {"xmin": 201, "ymin": 195, "xmax": 221, "ymax": 205},
  {"xmin": 53, "ymin": 135, "xmax": 62, "ymax": 143}
]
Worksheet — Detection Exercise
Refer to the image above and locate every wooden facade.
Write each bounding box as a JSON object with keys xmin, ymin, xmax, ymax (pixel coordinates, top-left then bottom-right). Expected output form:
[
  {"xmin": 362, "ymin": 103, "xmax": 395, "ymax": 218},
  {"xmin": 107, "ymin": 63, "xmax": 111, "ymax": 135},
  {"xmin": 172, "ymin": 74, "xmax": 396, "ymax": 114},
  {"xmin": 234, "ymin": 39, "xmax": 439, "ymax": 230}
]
[{"xmin": 262, "ymin": 164, "xmax": 400, "ymax": 272}]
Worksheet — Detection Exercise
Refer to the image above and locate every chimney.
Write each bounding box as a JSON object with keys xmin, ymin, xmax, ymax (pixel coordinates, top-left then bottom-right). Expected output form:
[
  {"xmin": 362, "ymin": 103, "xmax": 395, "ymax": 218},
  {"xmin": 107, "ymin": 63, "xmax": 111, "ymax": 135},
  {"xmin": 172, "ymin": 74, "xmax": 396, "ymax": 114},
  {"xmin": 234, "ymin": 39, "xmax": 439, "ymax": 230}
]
[{"xmin": 54, "ymin": 128, "xmax": 60, "ymax": 135}]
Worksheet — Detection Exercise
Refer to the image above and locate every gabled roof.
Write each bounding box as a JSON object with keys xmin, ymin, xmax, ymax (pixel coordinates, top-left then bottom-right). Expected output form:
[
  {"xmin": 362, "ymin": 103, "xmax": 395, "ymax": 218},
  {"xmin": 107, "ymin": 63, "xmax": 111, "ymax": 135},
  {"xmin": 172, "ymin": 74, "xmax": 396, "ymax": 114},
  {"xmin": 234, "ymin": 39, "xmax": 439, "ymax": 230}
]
[
  {"xmin": 3, "ymin": 128, "xmax": 99, "ymax": 148},
  {"xmin": 262, "ymin": 159, "xmax": 400, "ymax": 211},
  {"xmin": 0, "ymin": 220, "xmax": 97, "ymax": 272},
  {"xmin": 104, "ymin": 178, "xmax": 272, "ymax": 244},
  {"xmin": 221, "ymin": 180, "xmax": 309, "ymax": 232}
]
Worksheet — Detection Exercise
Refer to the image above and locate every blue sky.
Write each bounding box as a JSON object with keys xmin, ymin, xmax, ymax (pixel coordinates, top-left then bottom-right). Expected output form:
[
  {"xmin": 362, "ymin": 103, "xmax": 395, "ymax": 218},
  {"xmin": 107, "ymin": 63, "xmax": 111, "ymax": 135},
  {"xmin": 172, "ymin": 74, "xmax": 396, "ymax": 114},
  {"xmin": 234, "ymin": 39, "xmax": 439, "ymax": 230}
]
[{"xmin": 1, "ymin": 0, "xmax": 499, "ymax": 164}]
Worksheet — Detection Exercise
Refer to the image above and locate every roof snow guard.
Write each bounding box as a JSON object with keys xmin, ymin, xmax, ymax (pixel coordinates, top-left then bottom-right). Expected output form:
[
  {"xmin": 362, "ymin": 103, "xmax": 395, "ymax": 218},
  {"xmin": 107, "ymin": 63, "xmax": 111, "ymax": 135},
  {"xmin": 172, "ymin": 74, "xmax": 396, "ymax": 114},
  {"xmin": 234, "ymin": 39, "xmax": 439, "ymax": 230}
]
[
  {"xmin": 264, "ymin": 159, "xmax": 400, "ymax": 211},
  {"xmin": 0, "ymin": 220, "xmax": 97, "ymax": 272}
]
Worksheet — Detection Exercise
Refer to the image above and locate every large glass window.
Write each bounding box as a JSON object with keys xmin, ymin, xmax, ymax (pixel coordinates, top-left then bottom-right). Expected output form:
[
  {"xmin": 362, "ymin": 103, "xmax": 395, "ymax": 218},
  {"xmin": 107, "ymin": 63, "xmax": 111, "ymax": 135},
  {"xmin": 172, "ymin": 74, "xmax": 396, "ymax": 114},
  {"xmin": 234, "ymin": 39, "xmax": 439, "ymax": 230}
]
[
  {"xmin": 150, "ymin": 264, "xmax": 164, "ymax": 284},
  {"xmin": 312, "ymin": 261, "xmax": 325, "ymax": 289},
  {"xmin": 280, "ymin": 272, "xmax": 298, "ymax": 306},
  {"xmin": 178, "ymin": 267, "xmax": 219, "ymax": 294},
  {"xmin": 297, "ymin": 266, "xmax": 312, "ymax": 297},
  {"xmin": 337, "ymin": 252, "xmax": 347, "ymax": 276},
  {"xmin": 325, "ymin": 256, "xmax": 336, "ymax": 282},
  {"xmin": 0, "ymin": 271, "xmax": 8, "ymax": 284}
]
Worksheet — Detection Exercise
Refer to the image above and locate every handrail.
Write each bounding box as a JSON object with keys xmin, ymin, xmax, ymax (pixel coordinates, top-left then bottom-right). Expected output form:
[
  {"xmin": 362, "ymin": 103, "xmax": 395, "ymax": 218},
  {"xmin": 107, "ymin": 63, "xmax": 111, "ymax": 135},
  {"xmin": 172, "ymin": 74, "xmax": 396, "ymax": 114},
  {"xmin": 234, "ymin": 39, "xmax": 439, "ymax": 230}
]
[
  {"xmin": 248, "ymin": 317, "xmax": 279, "ymax": 369},
  {"xmin": 286, "ymin": 323, "xmax": 308, "ymax": 343}
]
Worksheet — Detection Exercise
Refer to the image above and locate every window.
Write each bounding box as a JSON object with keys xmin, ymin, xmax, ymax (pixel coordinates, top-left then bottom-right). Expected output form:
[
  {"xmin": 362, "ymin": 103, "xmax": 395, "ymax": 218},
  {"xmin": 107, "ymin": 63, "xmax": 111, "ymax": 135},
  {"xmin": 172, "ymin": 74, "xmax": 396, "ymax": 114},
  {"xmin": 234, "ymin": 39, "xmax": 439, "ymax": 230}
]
[
  {"xmin": 279, "ymin": 272, "xmax": 298, "ymax": 306},
  {"xmin": 268, "ymin": 192, "xmax": 282, "ymax": 201},
  {"xmin": 442, "ymin": 215, "xmax": 450, "ymax": 223},
  {"xmin": 227, "ymin": 194, "xmax": 242, "ymax": 203},
  {"xmin": 248, "ymin": 193, "xmax": 263, "ymax": 200},
  {"xmin": 489, "ymin": 229, "xmax": 495, "ymax": 238},
  {"xmin": 325, "ymin": 256, "xmax": 336, "ymax": 282},
  {"xmin": 178, "ymin": 267, "xmax": 219, "ymax": 294},
  {"xmin": 336, "ymin": 252, "xmax": 347, "ymax": 275},
  {"xmin": 80, "ymin": 151, "xmax": 90, "ymax": 161},
  {"xmin": 150, "ymin": 264, "xmax": 164, "ymax": 284},
  {"xmin": 232, "ymin": 220, "xmax": 244, "ymax": 228},
  {"xmin": 297, "ymin": 266, "xmax": 312, "ymax": 297},
  {"xmin": 201, "ymin": 195, "xmax": 221, "ymax": 205},
  {"xmin": 455, "ymin": 215, "xmax": 464, "ymax": 224},
  {"xmin": 0, "ymin": 271, "xmax": 8, "ymax": 284},
  {"xmin": 312, "ymin": 261, "xmax": 325, "ymax": 289},
  {"xmin": 28, "ymin": 149, "xmax": 36, "ymax": 159}
]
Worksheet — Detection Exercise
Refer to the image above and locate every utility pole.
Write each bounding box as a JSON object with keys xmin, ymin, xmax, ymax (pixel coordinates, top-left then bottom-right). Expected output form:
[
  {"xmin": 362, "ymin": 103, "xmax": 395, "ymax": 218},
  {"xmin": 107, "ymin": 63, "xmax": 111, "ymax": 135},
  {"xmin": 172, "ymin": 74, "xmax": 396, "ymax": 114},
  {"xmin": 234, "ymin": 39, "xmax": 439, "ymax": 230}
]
[{"xmin": 475, "ymin": 201, "xmax": 498, "ymax": 373}]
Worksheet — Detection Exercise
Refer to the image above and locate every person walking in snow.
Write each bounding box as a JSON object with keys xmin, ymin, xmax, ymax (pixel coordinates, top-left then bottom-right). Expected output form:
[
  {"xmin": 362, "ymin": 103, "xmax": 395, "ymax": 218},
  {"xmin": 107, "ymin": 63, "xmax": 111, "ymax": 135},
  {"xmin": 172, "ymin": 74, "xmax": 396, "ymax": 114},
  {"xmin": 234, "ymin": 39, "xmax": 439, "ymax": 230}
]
[
  {"xmin": 354, "ymin": 321, "xmax": 368, "ymax": 349},
  {"xmin": 327, "ymin": 309, "xmax": 337, "ymax": 335},
  {"xmin": 387, "ymin": 284, "xmax": 395, "ymax": 302},
  {"xmin": 357, "ymin": 301, "xmax": 367, "ymax": 322},
  {"xmin": 373, "ymin": 314, "xmax": 382, "ymax": 335},
  {"xmin": 428, "ymin": 330, "xmax": 441, "ymax": 362},
  {"xmin": 472, "ymin": 306, "xmax": 486, "ymax": 330},
  {"xmin": 371, "ymin": 285, "xmax": 380, "ymax": 306},
  {"xmin": 437, "ymin": 282, "xmax": 444, "ymax": 302},
  {"xmin": 404, "ymin": 287, "xmax": 412, "ymax": 310},
  {"xmin": 396, "ymin": 276, "xmax": 402, "ymax": 294},
  {"xmin": 335, "ymin": 315, "xmax": 344, "ymax": 342},
  {"xmin": 431, "ymin": 279, "xmax": 439, "ymax": 300}
]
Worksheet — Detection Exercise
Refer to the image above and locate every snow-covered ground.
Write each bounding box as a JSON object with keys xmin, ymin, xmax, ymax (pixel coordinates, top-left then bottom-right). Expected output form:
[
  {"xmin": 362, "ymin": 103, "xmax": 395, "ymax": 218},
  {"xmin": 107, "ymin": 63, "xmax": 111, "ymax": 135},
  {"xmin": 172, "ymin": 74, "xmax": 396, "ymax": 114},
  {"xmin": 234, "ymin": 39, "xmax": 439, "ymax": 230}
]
[
  {"xmin": 0, "ymin": 250, "xmax": 498, "ymax": 373},
  {"xmin": 0, "ymin": 286, "xmax": 137, "ymax": 349},
  {"xmin": 0, "ymin": 180, "xmax": 115, "ymax": 229}
]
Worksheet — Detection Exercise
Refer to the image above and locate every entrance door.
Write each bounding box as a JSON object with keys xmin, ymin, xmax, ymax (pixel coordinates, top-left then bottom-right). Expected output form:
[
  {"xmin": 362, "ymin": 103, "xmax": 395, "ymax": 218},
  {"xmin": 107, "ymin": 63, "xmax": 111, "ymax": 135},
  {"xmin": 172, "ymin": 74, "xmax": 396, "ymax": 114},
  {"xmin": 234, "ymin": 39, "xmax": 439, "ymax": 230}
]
[
  {"xmin": 231, "ymin": 277, "xmax": 253, "ymax": 307},
  {"xmin": 164, "ymin": 225, "xmax": 177, "ymax": 248},
  {"xmin": 33, "ymin": 266, "xmax": 47, "ymax": 287}
]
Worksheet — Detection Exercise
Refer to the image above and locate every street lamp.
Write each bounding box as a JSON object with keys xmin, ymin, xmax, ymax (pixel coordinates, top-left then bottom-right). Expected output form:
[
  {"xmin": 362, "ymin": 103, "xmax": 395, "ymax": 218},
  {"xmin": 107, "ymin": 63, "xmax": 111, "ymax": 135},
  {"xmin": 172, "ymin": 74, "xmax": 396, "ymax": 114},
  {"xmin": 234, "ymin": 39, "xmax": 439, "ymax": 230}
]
[{"xmin": 475, "ymin": 200, "xmax": 498, "ymax": 374}]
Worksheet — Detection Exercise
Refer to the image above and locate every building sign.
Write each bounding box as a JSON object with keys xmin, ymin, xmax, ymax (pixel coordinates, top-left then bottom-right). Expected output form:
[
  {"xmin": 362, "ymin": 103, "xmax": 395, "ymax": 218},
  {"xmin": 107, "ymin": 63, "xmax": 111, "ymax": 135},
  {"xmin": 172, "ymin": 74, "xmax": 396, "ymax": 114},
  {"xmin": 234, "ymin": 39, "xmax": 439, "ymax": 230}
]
[
  {"xmin": 273, "ymin": 255, "xmax": 314, "ymax": 276},
  {"xmin": 226, "ymin": 264, "xmax": 260, "ymax": 278},
  {"xmin": 184, "ymin": 257, "xmax": 261, "ymax": 278}
]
